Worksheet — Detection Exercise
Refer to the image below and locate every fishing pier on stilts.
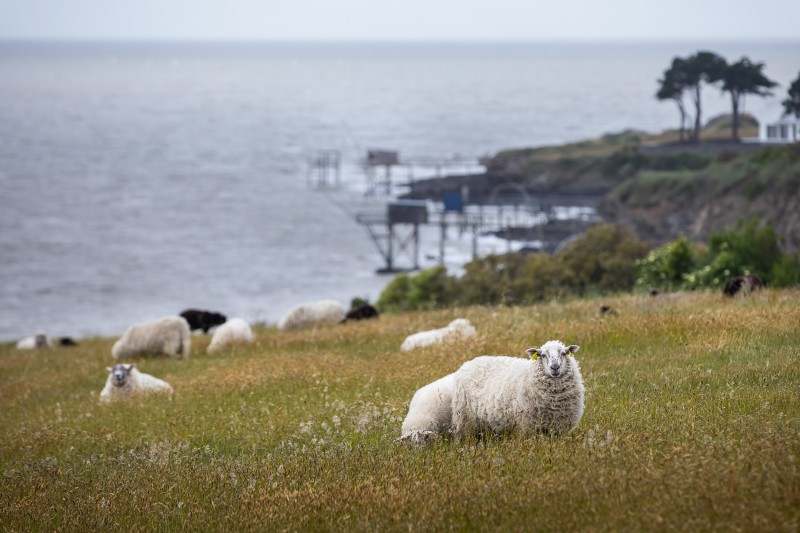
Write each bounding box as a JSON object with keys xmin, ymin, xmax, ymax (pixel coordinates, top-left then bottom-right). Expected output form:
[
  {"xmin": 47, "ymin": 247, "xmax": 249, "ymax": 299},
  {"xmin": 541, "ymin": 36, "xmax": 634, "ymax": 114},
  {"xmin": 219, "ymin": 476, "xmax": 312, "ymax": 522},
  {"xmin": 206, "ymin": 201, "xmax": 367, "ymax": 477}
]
[{"xmin": 307, "ymin": 146, "xmax": 599, "ymax": 273}]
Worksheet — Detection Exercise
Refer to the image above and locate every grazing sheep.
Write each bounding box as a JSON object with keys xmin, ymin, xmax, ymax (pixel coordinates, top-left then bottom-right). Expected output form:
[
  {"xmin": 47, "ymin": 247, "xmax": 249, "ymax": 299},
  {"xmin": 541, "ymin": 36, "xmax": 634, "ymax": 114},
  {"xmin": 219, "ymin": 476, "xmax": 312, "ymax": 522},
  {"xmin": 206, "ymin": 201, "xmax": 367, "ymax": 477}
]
[
  {"xmin": 111, "ymin": 316, "xmax": 191, "ymax": 360},
  {"xmin": 451, "ymin": 340, "xmax": 584, "ymax": 438},
  {"xmin": 723, "ymin": 275, "xmax": 765, "ymax": 297},
  {"xmin": 99, "ymin": 363, "xmax": 173, "ymax": 403},
  {"xmin": 599, "ymin": 305, "xmax": 618, "ymax": 316},
  {"xmin": 400, "ymin": 373, "xmax": 455, "ymax": 443},
  {"xmin": 58, "ymin": 337, "xmax": 79, "ymax": 347},
  {"xmin": 207, "ymin": 317, "xmax": 254, "ymax": 354},
  {"xmin": 400, "ymin": 318, "xmax": 476, "ymax": 352},
  {"xmin": 179, "ymin": 308, "xmax": 227, "ymax": 333},
  {"xmin": 15, "ymin": 330, "xmax": 52, "ymax": 349},
  {"xmin": 278, "ymin": 300, "xmax": 346, "ymax": 331},
  {"xmin": 344, "ymin": 304, "xmax": 380, "ymax": 322}
]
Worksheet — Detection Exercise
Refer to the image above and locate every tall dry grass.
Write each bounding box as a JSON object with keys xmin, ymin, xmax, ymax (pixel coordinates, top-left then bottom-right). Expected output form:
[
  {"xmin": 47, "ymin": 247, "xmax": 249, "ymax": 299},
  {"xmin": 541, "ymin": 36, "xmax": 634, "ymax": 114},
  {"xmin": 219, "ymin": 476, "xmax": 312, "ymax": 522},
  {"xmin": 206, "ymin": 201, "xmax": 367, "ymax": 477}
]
[{"xmin": 1, "ymin": 290, "xmax": 799, "ymax": 531}]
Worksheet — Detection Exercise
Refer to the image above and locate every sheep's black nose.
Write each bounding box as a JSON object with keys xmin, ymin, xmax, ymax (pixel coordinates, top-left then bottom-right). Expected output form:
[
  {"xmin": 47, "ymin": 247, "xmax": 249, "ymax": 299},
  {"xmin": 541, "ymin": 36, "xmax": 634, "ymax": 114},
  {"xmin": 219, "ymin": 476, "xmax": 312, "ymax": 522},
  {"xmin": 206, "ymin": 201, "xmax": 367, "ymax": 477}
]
[{"xmin": 550, "ymin": 364, "xmax": 560, "ymax": 371}]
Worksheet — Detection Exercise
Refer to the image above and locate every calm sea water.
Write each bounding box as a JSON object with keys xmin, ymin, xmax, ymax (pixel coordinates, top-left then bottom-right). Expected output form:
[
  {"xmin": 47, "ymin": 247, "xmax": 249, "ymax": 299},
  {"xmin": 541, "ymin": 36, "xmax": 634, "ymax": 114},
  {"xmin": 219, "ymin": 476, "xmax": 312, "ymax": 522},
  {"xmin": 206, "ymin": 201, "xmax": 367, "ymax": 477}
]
[{"xmin": 1, "ymin": 40, "xmax": 798, "ymax": 341}]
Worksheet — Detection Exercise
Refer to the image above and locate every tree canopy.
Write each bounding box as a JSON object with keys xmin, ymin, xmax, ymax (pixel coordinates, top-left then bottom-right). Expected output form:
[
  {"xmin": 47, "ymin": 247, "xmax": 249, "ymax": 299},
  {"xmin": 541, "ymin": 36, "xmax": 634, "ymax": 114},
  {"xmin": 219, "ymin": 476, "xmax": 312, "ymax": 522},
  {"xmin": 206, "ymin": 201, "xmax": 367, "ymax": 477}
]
[
  {"xmin": 719, "ymin": 57, "xmax": 776, "ymax": 140},
  {"xmin": 656, "ymin": 50, "xmax": 778, "ymax": 142},
  {"xmin": 656, "ymin": 58, "xmax": 691, "ymax": 142},
  {"xmin": 783, "ymin": 71, "xmax": 800, "ymax": 118}
]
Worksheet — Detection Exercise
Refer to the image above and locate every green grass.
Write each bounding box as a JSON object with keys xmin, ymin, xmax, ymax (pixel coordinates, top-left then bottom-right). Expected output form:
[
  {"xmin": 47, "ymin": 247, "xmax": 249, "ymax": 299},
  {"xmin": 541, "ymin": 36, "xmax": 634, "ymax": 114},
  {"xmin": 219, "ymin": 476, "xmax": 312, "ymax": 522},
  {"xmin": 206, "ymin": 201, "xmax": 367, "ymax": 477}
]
[{"xmin": 2, "ymin": 291, "xmax": 800, "ymax": 531}]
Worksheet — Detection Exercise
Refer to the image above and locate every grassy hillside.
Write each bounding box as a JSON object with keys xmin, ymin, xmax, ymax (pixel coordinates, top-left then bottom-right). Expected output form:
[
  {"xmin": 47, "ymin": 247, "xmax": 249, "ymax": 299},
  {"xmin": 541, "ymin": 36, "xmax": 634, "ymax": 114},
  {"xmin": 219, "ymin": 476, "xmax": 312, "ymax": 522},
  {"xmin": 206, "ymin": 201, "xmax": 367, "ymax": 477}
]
[
  {"xmin": 601, "ymin": 143, "xmax": 800, "ymax": 250},
  {"xmin": 2, "ymin": 291, "xmax": 800, "ymax": 530}
]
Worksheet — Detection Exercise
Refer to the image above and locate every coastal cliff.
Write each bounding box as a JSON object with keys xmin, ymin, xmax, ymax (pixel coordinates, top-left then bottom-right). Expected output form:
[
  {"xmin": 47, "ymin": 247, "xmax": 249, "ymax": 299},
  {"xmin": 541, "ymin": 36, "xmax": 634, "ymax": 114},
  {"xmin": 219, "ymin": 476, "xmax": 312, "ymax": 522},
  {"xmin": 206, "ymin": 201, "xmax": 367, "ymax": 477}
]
[{"xmin": 403, "ymin": 116, "xmax": 800, "ymax": 252}]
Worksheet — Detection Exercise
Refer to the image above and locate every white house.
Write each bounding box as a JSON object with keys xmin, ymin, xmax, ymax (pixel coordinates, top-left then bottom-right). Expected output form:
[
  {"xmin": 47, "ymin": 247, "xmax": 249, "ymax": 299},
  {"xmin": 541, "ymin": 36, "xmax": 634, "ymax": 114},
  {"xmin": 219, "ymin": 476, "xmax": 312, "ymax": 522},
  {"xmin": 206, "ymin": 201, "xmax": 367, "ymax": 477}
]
[{"xmin": 761, "ymin": 115, "xmax": 800, "ymax": 143}]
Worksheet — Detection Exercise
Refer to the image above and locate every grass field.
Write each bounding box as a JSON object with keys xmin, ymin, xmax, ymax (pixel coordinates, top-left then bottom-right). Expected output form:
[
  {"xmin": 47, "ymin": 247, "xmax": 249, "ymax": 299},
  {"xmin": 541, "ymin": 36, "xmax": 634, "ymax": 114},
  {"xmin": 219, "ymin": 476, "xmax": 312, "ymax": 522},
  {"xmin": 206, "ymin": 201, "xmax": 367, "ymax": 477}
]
[{"xmin": 2, "ymin": 290, "xmax": 799, "ymax": 531}]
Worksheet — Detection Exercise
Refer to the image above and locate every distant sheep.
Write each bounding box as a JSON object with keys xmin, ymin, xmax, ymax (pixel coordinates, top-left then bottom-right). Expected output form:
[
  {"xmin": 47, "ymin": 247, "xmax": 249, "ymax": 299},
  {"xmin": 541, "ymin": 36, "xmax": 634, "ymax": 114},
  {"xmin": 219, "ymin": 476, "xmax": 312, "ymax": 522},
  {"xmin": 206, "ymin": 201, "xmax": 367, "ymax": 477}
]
[
  {"xmin": 99, "ymin": 363, "xmax": 173, "ymax": 403},
  {"xmin": 179, "ymin": 308, "xmax": 227, "ymax": 333},
  {"xmin": 400, "ymin": 373, "xmax": 455, "ymax": 443},
  {"xmin": 400, "ymin": 318, "xmax": 476, "ymax": 352},
  {"xmin": 111, "ymin": 316, "xmax": 191, "ymax": 360},
  {"xmin": 207, "ymin": 318, "xmax": 254, "ymax": 354},
  {"xmin": 723, "ymin": 275, "xmax": 764, "ymax": 297},
  {"xmin": 599, "ymin": 305, "xmax": 618, "ymax": 316},
  {"xmin": 58, "ymin": 337, "xmax": 79, "ymax": 347},
  {"xmin": 15, "ymin": 330, "xmax": 52, "ymax": 349},
  {"xmin": 451, "ymin": 340, "xmax": 585, "ymax": 437},
  {"xmin": 344, "ymin": 304, "xmax": 379, "ymax": 322},
  {"xmin": 278, "ymin": 300, "xmax": 346, "ymax": 331}
]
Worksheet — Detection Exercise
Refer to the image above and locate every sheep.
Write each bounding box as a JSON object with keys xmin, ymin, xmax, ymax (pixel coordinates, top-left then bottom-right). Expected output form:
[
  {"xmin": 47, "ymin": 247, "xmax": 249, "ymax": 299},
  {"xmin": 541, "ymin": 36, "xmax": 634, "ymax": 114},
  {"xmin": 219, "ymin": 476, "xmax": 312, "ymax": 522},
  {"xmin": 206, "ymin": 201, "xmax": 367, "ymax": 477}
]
[
  {"xmin": 58, "ymin": 337, "xmax": 79, "ymax": 347},
  {"xmin": 15, "ymin": 330, "xmax": 52, "ymax": 349},
  {"xmin": 99, "ymin": 363, "xmax": 173, "ymax": 403},
  {"xmin": 400, "ymin": 318, "xmax": 476, "ymax": 352},
  {"xmin": 723, "ymin": 274, "xmax": 764, "ymax": 297},
  {"xmin": 207, "ymin": 317, "xmax": 254, "ymax": 354},
  {"xmin": 179, "ymin": 308, "xmax": 227, "ymax": 333},
  {"xmin": 343, "ymin": 304, "xmax": 380, "ymax": 322},
  {"xmin": 111, "ymin": 316, "xmax": 191, "ymax": 360},
  {"xmin": 599, "ymin": 305, "xmax": 618, "ymax": 316},
  {"xmin": 278, "ymin": 300, "xmax": 346, "ymax": 331},
  {"xmin": 451, "ymin": 340, "xmax": 584, "ymax": 438},
  {"xmin": 399, "ymin": 373, "xmax": 455, "ymax": 443}
]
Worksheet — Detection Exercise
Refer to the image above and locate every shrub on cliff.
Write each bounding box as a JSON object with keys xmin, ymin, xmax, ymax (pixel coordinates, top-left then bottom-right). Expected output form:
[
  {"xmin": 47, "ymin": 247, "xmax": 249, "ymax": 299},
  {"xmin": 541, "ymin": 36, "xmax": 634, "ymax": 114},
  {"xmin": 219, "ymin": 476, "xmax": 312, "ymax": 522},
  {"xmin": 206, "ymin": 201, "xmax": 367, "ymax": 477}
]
[
  {"xmin": 375, "ymin": 265, "xmax": 449, "ymax": 313},
  {"xmin": 636, "ymin": 235, "xmax": 697, "ymax": 291},
  {"xmin": 377, "ymin": 223, "xmax": 650, "ymax": 311},
  {"xmin": 636, "ymin": 219, "xmax": 800, "ymax": 290},
  {"xmin": 558, "ymin": 223, "xmax": 650, "ymax": 295}
]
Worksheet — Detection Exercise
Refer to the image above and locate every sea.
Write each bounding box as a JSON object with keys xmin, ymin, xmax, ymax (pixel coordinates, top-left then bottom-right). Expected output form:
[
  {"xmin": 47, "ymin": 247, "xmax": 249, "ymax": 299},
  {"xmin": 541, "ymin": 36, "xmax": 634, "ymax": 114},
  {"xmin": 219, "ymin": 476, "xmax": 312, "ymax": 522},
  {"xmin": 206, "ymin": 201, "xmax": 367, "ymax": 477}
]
[{"xmin": 1, "ymin": 40, "xmax": 798, "ymax": 342}]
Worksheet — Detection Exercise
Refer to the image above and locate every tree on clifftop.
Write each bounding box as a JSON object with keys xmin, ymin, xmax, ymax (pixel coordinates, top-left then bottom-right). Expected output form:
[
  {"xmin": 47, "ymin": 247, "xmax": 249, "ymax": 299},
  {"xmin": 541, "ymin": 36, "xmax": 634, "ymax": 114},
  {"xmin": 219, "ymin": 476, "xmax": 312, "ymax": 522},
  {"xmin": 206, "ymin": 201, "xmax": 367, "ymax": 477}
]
[
  {"xmin": 656, "ymin": 51, "xmax": 727, "ymax": 143},
  {"xmin": 720, "ymin": 57, "xmax": 777, "ymax": 141},
  {"xmin": 683, "ymin": 51, "xmax": 728, "ymax": 143},
  {"xmin": 783, "ymin": 71, "xmax": 800, "ymax": 118},
  {"xmin": 656, "ymin": 58, "xmax": 691, "ymax": 142}
]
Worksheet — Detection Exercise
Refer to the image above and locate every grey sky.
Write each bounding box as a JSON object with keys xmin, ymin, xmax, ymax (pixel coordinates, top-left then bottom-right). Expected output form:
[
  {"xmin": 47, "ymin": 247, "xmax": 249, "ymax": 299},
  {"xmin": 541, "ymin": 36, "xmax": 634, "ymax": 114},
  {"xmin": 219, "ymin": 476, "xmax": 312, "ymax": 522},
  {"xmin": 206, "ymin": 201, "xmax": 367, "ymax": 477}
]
[{"xmin": 1, "ymin": 0, "xmax": 798, "ymax": 41}]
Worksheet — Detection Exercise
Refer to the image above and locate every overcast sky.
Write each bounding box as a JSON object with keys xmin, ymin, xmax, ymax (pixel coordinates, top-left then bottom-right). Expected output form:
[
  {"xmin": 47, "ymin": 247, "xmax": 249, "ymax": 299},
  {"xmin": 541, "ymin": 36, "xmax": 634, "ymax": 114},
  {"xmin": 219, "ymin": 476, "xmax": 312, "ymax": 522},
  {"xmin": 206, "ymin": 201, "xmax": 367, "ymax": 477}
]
[{"xmin": 1, "ymin": 0, "xmax": 799, "ymax": 41}]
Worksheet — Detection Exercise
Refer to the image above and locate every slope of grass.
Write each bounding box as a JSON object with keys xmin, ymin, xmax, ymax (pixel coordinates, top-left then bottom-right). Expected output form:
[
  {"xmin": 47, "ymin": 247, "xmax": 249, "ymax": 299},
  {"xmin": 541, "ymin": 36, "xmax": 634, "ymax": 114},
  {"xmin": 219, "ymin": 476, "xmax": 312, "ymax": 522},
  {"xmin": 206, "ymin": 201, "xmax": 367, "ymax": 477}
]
[{"xmin": 2, "ymin": 291, "xmax": 799, "ymax": 531}]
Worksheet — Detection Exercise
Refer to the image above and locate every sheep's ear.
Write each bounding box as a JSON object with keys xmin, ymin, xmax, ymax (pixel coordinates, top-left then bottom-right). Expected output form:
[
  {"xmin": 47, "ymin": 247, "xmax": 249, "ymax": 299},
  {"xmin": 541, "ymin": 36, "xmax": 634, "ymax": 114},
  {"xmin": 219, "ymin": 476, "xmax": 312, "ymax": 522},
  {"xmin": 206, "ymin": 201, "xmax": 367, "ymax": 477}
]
[
  {"xmin": 106, "ymin": 367, "xmax": 112, "ymax": 373},
  {"xmin": 526, "ymin": 348, "xmax": 541, "ymax": 359},
  {"xmin": 126, "ymin": 364, "xmax": 135, "ymax": 370},
  {"xmin": 567, "ymin": 345, "xmax": 580, "ymax": 355}
]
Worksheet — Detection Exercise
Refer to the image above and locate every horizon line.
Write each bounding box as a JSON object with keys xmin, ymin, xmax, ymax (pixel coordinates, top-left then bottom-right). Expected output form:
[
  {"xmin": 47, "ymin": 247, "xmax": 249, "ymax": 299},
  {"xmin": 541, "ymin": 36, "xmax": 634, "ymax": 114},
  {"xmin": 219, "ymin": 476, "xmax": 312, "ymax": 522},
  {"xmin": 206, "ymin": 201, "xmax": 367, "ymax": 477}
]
[{"xmin": 1, "ymin": 36, "xmax": 799, "ymax": 45}]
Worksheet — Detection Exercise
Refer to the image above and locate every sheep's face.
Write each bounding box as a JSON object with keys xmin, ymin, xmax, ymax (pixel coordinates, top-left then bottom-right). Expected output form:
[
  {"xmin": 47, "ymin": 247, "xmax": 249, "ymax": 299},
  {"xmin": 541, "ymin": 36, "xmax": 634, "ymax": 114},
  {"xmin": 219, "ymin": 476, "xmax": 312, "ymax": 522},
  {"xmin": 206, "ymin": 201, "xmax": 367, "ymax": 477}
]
[
  {"xmin": 527, "ymin": 341, "xmax": 579, "ymax": 379},
  {"xmin": 449, "ymin": 318, "xmax": 475, "ymax": 336},
  {"xmin": 34, "ymin": 333, "xmax": 48, "ymax": 348},
  {"xmin": 108, "ymin": 364, "xmax": 134, "ymax": 387}
]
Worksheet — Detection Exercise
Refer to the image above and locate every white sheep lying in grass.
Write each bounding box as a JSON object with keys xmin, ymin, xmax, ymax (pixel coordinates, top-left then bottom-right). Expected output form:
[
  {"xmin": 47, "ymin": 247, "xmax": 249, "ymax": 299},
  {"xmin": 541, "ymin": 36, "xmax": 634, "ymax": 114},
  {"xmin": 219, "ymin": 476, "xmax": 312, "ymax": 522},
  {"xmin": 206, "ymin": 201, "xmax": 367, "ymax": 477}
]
[
  {"xmin": 99, "ymin": 363, "xmax": 173, "ymax": 403},
  {"xmin": 16, "ymin": 330, "xmax": 52, "ymax": 349},
  {"xmin": 111, "ymin": 316, "xmax": 191, "ymax": 360},
  {"xmin": 451, "ymin": 340, "xmax": 584, "ymax": 437},
  {"xmin": 400, "ymin": 318, "xmax": 476, "ymax": 352},
  {"xmin": 399, "ymin": 373, "xmax": 455, "ymax": 443},
  {"xmin": 278, "ymin": 300, "xmax": 346, "ymax": 331},
  {"xmin": 207, "ymin": 317, "xmax": 254, "ymax": 354}
]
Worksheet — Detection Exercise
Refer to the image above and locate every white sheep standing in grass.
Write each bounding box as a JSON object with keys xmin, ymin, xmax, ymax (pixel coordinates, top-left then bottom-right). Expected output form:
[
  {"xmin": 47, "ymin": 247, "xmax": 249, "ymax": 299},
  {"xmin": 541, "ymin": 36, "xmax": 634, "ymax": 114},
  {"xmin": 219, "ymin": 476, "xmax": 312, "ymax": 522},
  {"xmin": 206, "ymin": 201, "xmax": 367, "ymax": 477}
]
[
  {"xmin": 111, "ymin": 316, "xmax": 191, "ymax": 360},
  {"xmin": 99, "ymin": 363, "xmax": 173, "ymax": 403},
  {"xmin": 207, "ymin": 317, "xmax": 254, "ymax": 354},
  {"xmin": 278, "ymin": 300, "xmax": 346, "ymax": 331},
  {"xmin": 451, "ymin": 340, "xmax": 584, "ymax": 437},
  {"xmin": 400, "ymin": 318, "xmax": 476, "ymax": 352},
  {"xmin": 399, "ymin": 373, "xmax": 455, "ymax": 443},
  {"xmin": 15, "ymin": 330, "xmax": 52, "ymax": 349}
]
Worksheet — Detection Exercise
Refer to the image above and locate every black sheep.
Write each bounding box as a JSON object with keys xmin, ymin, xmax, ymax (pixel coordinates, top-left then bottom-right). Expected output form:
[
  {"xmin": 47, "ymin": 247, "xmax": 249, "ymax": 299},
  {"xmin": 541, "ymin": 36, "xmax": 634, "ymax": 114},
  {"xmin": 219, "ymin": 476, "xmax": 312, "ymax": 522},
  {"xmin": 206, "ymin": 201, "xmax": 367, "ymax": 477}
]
[
  {"xmin": 343, "ymin": 304, "xmax": 379, "ymax": 322},
  {"xmin": 179, "ymin": 309, "xmax": 227, "ymax": 333},
  {"xmin": 722, "ymin": 275, "xmax": 765, "ymax": 297},
  {"xmin": 58, "ymin": 337, "xmax": 79, "ymax": 347}
]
